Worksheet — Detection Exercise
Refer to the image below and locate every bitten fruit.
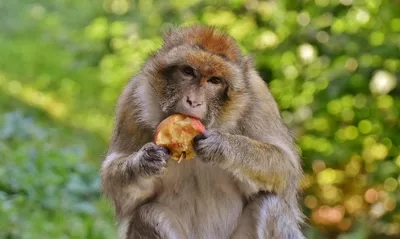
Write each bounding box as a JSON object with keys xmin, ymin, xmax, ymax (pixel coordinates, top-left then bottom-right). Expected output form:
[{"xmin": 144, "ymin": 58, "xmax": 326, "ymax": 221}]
[{"xmin": 154, "ymin": 114, "xmax": 205, "ymax": 162}]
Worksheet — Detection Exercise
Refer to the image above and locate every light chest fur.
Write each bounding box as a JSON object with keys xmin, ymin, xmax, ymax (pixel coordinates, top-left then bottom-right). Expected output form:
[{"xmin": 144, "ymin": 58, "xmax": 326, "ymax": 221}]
[{"xmin": 155, "ymin": 158, "xmax": 244, "ymax": 239}]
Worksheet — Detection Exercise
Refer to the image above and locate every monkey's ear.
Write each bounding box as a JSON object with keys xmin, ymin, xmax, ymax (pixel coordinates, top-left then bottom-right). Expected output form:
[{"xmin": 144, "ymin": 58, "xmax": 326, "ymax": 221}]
[
  {"xmin": 242, "ymin": 55, "xmax": 255, "ymax": 73},
  {"xmin": 162, "ymin": 27, "xmax": 175, "ymax": 42},
  {"xmin": 161, "ymin": 25, "xmax": 186, "ymax": 50}
]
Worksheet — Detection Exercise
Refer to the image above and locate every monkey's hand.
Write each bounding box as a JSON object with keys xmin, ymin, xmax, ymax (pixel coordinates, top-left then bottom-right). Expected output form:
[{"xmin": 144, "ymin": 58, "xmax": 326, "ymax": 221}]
[
  {"xmin": 193, "ymin": 130, "xmax": 301, "ymax": 196},
  {"xmin": 138, "ymin": 142, "xmax": 170, "ymax": 177},
  {"xmin": 101, "ymin": 143, "xmax": 170, "ymax": 218},
  {"xmin": 102, "ymin": 142, "xmax": 170, "ymax": 185},
  {"xmin": 193, "ymin": 130, "xmax": 232, "ymax": 166}
]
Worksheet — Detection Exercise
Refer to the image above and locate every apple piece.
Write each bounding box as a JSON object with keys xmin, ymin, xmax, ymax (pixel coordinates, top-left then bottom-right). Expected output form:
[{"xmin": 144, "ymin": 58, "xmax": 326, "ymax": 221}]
[{"xmin": 154, "ymin": 114, "xmax": 205, "ymax": 162}]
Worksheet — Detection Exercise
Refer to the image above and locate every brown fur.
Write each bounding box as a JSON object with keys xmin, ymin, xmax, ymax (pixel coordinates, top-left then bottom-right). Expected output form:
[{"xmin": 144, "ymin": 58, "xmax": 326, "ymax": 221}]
[
  {"xmin": 101, "ymin": 25, "xmax": 304, "ymax": 239},
  {"xmin": 161, "ymin": 25, "xmax": 243, "ymax": 64}
]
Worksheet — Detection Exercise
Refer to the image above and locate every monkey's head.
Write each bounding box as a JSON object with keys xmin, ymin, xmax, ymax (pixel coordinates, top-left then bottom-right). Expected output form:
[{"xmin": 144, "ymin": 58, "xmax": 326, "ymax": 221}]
[{"xmin": 143, "ymin": 25, "xmax": 251, "ymax": 129}]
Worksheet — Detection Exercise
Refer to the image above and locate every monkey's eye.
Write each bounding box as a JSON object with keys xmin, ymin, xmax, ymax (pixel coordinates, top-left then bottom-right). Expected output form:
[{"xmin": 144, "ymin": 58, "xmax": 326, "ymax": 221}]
[
  {"xmin": 208, "ymin": 76, "xmax": 223, "ymax": 85},
  {"xmin": 182, "ymin": 66, "xmax": 195, "ymax": 77}
]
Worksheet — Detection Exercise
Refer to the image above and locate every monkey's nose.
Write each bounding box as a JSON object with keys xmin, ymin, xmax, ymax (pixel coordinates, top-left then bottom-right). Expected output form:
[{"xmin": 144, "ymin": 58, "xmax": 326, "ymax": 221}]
[{"xmin": 186, "ymin": 97, "xmax": 203, "ymax": 108}]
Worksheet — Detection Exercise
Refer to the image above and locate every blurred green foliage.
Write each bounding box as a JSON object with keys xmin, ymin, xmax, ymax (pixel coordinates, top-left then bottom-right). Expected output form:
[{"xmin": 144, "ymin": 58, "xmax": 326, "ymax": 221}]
[{"xmin": 0, "ymin": 0, "xmax": 399, "ymax": 238}]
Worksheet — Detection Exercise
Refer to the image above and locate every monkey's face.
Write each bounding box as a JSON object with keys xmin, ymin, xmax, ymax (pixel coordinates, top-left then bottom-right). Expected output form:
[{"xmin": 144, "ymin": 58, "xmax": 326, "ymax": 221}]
[
  {"xmin": 161, "ymin": 63, "xmax": 226, "ymax": 123},
  {"xmin": 152, "ymin": 47, "xmax": 246, "ymax": 127}
]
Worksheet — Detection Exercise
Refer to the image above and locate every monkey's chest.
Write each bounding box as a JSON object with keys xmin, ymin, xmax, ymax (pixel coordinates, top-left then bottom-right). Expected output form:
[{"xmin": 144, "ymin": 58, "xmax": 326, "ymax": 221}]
[{"xmin": 156, "ymin": 159, "xmax": 244, "ymax": 238}]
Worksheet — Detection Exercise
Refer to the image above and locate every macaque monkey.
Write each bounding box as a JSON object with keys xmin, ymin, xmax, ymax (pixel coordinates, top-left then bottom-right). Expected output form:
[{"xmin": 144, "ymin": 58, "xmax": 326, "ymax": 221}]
[{"xmin": 101, "ymin": 25, "xmax": 304, "ymax": 239}]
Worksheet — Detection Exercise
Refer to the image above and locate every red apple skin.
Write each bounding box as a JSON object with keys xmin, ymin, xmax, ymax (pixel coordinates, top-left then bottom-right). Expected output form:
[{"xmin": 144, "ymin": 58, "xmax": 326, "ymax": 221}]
[
  {"xmin": 154, "ymin": 114, "xmax": 205, "ymax": 161},
  {"xmin": 192, "ymin": 119, "xmax": 206, "ymax": 133}
]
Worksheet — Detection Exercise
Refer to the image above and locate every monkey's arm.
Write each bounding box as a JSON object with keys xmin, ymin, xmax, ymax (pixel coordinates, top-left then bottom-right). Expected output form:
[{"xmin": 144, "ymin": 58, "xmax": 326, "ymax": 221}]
[
  {"xmin": 194, "ymin": 131, "xmax": 301, "ymax": 196},
  {"xmin": 100, "ymin": 78, "xmax": 173, "ymax": 218},
  {"xmin": 101, "ymin": 143, "xmax": 169, "ymax": 218}
]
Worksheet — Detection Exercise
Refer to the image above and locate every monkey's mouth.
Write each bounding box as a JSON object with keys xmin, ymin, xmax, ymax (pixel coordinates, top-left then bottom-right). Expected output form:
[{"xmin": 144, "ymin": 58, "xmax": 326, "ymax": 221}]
[
  {"xmin": 163, "ymin": 110, "xmax": 206, "ymax": 125},
  {"xmin": 177, "ymin": 112, "xmax": 203, "ymax": 121},
  {"xmin": 182, "ymin": 113, "xmax": 202, "ymax": 120}
]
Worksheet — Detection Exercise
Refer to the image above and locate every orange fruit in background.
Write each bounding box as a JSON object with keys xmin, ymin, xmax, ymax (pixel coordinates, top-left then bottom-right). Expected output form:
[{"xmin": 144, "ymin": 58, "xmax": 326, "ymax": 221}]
[{"xmin": 154, "ymin": 114, "xmax": 206, "ymax": 162}]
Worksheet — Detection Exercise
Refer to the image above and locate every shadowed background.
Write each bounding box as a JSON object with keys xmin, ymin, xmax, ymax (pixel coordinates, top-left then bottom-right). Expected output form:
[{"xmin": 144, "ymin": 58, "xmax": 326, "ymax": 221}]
[{"xmin": 1, "ymin": 0, "xmax": 399, "ymax": 238}]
